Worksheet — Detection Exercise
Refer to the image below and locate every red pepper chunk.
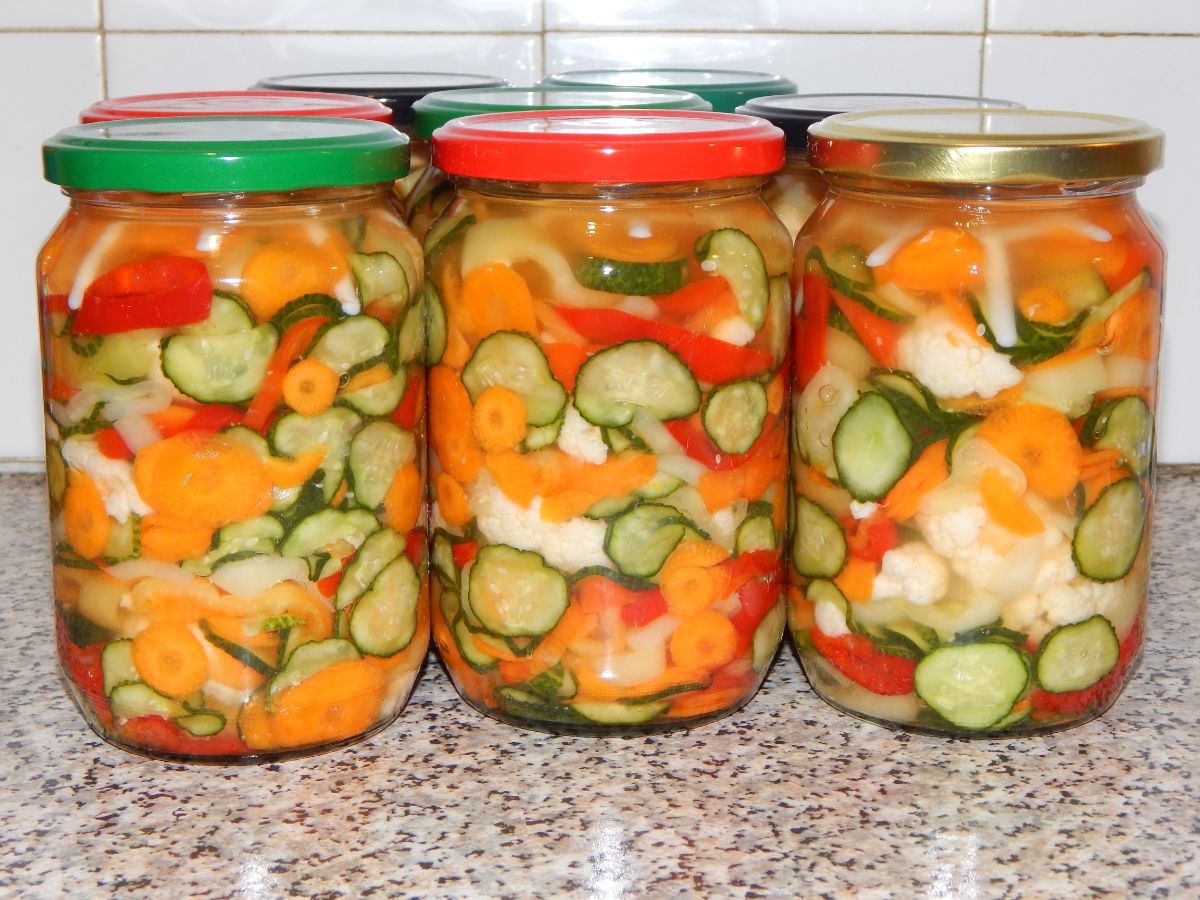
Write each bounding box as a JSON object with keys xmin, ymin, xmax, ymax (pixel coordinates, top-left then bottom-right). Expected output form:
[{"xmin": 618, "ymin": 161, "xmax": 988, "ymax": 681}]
[
  {"xmin": 843, "ymin": 512, "xmax": 900, "ymax": 563},
  {"xmin": 391, "ymin": 368, "xmax": 425, "ymax": 430},
  {"xmin": 60, "ymin": 635, "xmax": 112, "ymax": 728},
  {"xmin": 554, "ymin": 306, "xmax": 772, "ymax": 385},
  {"xmin": 662, "ymin": 414, "xmax": 781, "ymax": 471},
  {"xmin": 620, "ymin": 589, "xmax": 668, "ymax": 628},
  {"xmin": 405, "ymin": 529, "xmax": 426, "ymax": 567},
  {"xmin": 795, "ymin": 272, "xmax": 831, "ymax": 386},
  {"xmin": 120, "ymin": 715, "xmax": 249, "ymax": 758},
  {"xmin": 95, "ymin": 427, "xmax": 134, "ymax": 460},
  {"xmin": 830, "ymin": 288, "xmax": 901, "ymax": 368},
  {"xmin": 451, "ymin": 540, "xmax": 479, "ymax": 569},
  {"xmin": 1031, "ymin": 613, "xmax": 1144, "ymax": 717},
  {"xmin": 72, "ymin": 256, "xmax": 212, "ymax": 335},
  {"xmin": 810, "ymin": 627, "xmax": 916, "ymax": 696}
]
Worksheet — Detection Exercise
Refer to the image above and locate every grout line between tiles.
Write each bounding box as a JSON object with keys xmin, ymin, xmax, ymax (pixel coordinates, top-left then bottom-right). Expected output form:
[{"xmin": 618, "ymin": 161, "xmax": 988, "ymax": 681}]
[
  {"xmin": 977, "ymin": 0, "xmax": 989, "ymax": 95},
  {"xmin": 97, "ymin": 0, "xmax": 108, "ymax": 98},
  {"xmin": 539, "ymin": 0, "xmax": 547, "ymax": 78}
]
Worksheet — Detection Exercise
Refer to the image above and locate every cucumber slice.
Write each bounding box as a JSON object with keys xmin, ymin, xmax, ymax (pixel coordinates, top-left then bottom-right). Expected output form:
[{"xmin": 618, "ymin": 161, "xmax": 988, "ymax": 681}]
[
  {"xmin": 1072, "ymin": 477, "xmax": 1145, "ymax": 582},
  {"xmin": 827, "ymin": 245, "xmax": 873, "ymax": 285},
  {"xmin": 833, "ymin": 392, "xmax": 913, "ymax": 502},
  {"xmin": 181, "ymin": 291, "xmax": 255, "ymax": 336},
  {"xmin": 308, "ymin": 316, "xmax": 391, "ymax": 376},
  {"xmin": 268, "ymin": 637, "xmax": 360, "ymax": 706},
  {"xmin": 585, "ymin": 494, "xmax": 639, "ymax": 520},
  {"xmin": 188, "ymin": 515, "xmax": 285, "ymax": 574},
  {"xmin": 636, "ymin": 472, "xmax": 682, "ymax": 501},
  {"xmin": 913, "ymin": 642, "xmax": 1030, "ymax": 730},
  {"xmin": 495, "ymin": 686, "xmax": 587, "ymax": 725},
  {"xmin": 1034, "ymin": 614, "xmax": 1120, "ymax": 693},
  {"xmin": 108, "ymin": 682, "xmax": 186, "ymax": 720},
  {"xmin": 601, "ymin": 427, "xmax": 645, "ymax": 454},
  {"xmin": 161, "ymin": 324, "xmax": 277, "ymax": 403},
  {"xmin": 349, "ymin": 555, "xmax": 421, "ymax": 657},
  {"xmin": 102, "ymin": 514, "xmax": 141, "ymax": 563},
  {"xmin": 574, "ymin": 340, "xmax": 700, "ymax": 427},
  {"xmin": 795, "ymin": 362, "xmax": 859, "ymax": 473},
  {"xmin": 198, "ymin": 621, "xmax": 274, "ymax": 677},
  {"xmin": 702, "ymin": 380, "xmax": 767, "ymax": 455},
  {"xmin": 1041, "ymin": 265, "xmax": 1109, "ymax": 313},
  {"xmin": 695, "ymin": 228, "xmax": 770, "ymax": 330},
  {"xmin": 766, "ymin": 275, "xmax": 790, "ymax": 365},
  {"xmin": 339, "ymin": 369, "xmax": 407, "ymax": 416},
  {"xmin": 395, "ymin": 288, "xmax": 425, "ymax": 366},
  {"xmin": 453, "ymin": 615, "xmax": 499, "ymax": 671},
  {"xmin": 751, "ymin": 601, "xmax": 786, "ymax": 672},
  {"xmin": 571, "ymin": 699, "xmax": 670, "ymax": 725},
  {"xmin": 424, "ymin": 282, "xmax": 448, "ymax": 366},
  {"xmin": 280, "ymin": 508, "xmax": 379, "ymax": 579},
  {"xmin": 462, "ymin": 331, "xmax": 567, "ymax": 427},
  {"xmin": 101, "ymin": 638, "xmax": 138, "ymax": 695},
  {"xmin": 605, "ymin": 503, "xmax": 694, "ymax": 578},
  {"xmin": 792, "ymin": 497, "xmax": 847, "ymax": 579},
  {"xmin": 351, "ymin": 250, "xmax": 409, "ymax": 306},
  {"xmin": 175, "ymin": 711, "xmax": 226, "ymax": 737},
  {"xmin": 270, "ymin": 294, "xmax": 343, "ymax": 333},
  {"xmin": 347, "ymin": 420, "xmax": 417, "ymax": 510},
  {"xmin": 735, "ymin": 512, "xmax": 777, "ymax": 555},
  {"xmin": 431, "ymin": 529, "xmax": 458, "ymax": 589},
  {"xmin": 269, "ymin": 408, "xmax": 361, "ymax": 503},
  {"xmin": 336, "ymin": 527, "xmax": 407, "ymax": 611},
  {"xmin": 467, "ymin": 544, "xmax": 569, "ymax": 638},
  {"xmin": 575, "ymin": 255, "xmax": 687, "ymax": 296},
  {"xmin": 1082, "ymin": 396, "xmax": 1153, "ymax": 476},
  {"xmin": 522, "ymin": 418, "xmax": 563, "ymax": 452},
  {"xmin": 522, "ymin": 663, "xmax": 578, "ymax": 700}
]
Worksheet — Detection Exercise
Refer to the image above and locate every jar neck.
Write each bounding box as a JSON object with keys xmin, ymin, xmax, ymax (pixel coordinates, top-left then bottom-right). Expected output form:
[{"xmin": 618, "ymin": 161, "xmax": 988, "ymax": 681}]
[
  {"xmin": 63, "ymin": 183, "xmax": 392, "ymax": 211},
  {"xmin": 451, "ymin": 174, "xmax": 768, "ymax": 202},
  {"xmin": 822, "ymin": 174, "xmax": 1144, "ymax": 205}
]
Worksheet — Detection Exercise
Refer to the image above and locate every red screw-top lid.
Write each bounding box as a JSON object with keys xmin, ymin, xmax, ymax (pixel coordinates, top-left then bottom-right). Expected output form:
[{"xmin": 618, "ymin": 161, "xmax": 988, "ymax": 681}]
[
  {"xmin": 432, "ymin": 109, "xmax": 785, "ymax": 183},
  {"xmin": 80, "ymin": 90, "xmax": 393, "ymax": 124}
]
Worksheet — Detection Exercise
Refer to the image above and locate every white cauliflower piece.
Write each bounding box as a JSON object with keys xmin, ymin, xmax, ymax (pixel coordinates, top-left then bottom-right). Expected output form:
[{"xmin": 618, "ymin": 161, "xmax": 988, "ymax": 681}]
[
  {"xmin": 1002, "ymin": 542, "xmax": 1124, "ymax": 641},
  {"xmin": 872, "ymin": 542, "xmax": 950, "ymax": 607},
  {"xmin": 710, "ymin": 316, "xmax": 756, "ymax": 347},
  {"xmin": 60, "ymin": 435, "xmax": 153, "ymax": 524},
  {"xmin": 469, "ymin": 470, "xmax": 610, "ymax": 572},
  {"xmin": 557, "ymin": 405, "xmax": 608, "ymax": 465},
  {"xmin": 897, "ymin": 313, "xmax": 1023, "ymax": 399},
  {"xmin": 918, "ymin": 504, "xmax": 1003, "ymax": 587},
  {"xmin": 814, "ymin": 598, "xmax": 851, "ymax": 637},
  {"xmin": 849, "ymin": 500, "xmax": 879, "ymax": 520}
]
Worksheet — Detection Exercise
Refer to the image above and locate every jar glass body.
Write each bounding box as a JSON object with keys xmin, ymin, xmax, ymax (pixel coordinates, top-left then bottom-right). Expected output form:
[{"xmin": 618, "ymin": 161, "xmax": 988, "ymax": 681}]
[
  {"xmin": 40, "ymin": 184, "xmax": 428, "ymax": 762},
  {"xmin": 426, "ymin": 176, "xmax": 792, "ymax": 734},
  {"xmin": 762, "ymin": 150, "xmax": 827, "ymax": 243},
  {"xmin": 790, "ymin": 176, "xmax": 1162, "ymax": 735}
]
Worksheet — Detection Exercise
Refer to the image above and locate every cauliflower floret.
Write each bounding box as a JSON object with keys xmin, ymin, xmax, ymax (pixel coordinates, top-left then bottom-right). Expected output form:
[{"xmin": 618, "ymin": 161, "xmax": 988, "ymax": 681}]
[
  {"xmin": 897, "ymin": 313, "xmax": 1023, "ymax": 400},
  {"xmin": 871, "ymin": 542, "xmax": 950, "ymax": 607},
  {"xmin": 918, "ymin": 504, "xmax": 1003, "ymax": 587},
  {"xmin": 814, "ymin": 598, "xmax": 851, "ymax": 637},
  {"xmin": 709, "ymin": 316, "xmax": 755, "ymax": 347},
  {"xmin": 60, "ymin": 435, "xmax": 153, "ymax": 523},
  {"xmin": 557, "ymin": 405, "xmax": 608, "ymax": 465},
  {"xmin": 469, "ymin": 470, "xmax": 610, "ymax": 572},
  {"xmin": 1002, "ymin": 557, "xmax": 1125, "ymax": 641},
  {"xmin": 849, "ymin": 500, "xmax": 879, "ymax": 520}
]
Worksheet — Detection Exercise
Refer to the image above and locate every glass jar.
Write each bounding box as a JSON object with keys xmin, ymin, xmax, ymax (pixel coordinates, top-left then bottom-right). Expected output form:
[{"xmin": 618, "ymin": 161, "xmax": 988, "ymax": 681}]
[
  {"xmin": 253, "ymin": 72, "xmax": 507, "ymax": 197},
  {"xmin": 406, "ymin": 87, "xmax": 712, "ymax": 241},
  {"xmin": 790, "ymin": 109, "xmax": 1164, "ymax": 735},
  {"xmin": 539, "ymin": 68, "xmax": 796, "ymax": 113},
  {"xmin": 80, "ymin": 90, "xmax": 394, "ymax": 124},
  {"xmin": 426, "ymin": 110, "xmax": 791, "ymax": 734},
  {"xmin": 735, "ymin": 94, "xmax": 1024, "ymax": 243},
  {"xmin": 40, "ymin": 117, "xmax": 428, "ymax": 762}
]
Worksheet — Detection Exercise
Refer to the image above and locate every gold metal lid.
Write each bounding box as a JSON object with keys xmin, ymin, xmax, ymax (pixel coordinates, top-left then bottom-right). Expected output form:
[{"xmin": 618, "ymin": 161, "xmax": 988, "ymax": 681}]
[{"xmin": 808, "ymin": 109, "xmax": 1163, "ymax": 184}]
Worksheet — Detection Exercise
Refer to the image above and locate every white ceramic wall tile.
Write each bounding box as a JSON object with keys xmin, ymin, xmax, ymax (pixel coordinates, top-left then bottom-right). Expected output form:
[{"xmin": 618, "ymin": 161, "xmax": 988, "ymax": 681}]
[
  {"xmin": 0, "ymin": 34, "xmax": 101, "ymax": 462},
  {"xmin": 986, "ymin": 35, "xmax": 1198, "ymax": 463},
  {"xmin": 547, "ymin": 0, "xmax": 983, "ymax": 33},
  {"xmin": 546, "ymin": 33, "xmax": 983, "ymax": 96},
  {"xmin": 0, "ymin": 0, "xmax": 98, "ymax": 29},
  {"xmin": 103, "ymin": 0, "xmax": 540, "ymax": 32},
  {"xmin": 989, "ymin": 0, "xmax": 1200, "ymax": 34},
  {"xmin": 105, "ymin": 33, "xmax": 540, "ymax": 96}
]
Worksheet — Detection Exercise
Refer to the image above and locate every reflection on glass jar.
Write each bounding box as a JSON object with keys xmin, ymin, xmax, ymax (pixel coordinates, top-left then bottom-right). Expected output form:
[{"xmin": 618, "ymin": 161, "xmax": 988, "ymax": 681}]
[
  {"xmin": 40, "ymin": 117, "xmax": 428, "ymax": 762},
  {"xmin": 790, "ymin": 108, "xmax": 1164, "ymax": 736},
  {"xmin": 425, "ymin": 110, "xmax": 791, "ymax": 735}
]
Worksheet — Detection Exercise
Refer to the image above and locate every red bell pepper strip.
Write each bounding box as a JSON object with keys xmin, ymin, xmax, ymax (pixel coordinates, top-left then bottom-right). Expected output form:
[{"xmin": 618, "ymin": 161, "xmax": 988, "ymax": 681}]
[
  {"xmin": 554, "ymin": 306, "xmax": 772, "ymax": 385},
  {"xmin": 72, "ymin": 256, "xmax": 212, "ymax": 336},
  {"xmin": 810, "ymin": 626, "xmax": 916, "ymax": 696},
  {"xmin": 59, "ymin": 630, "xmax": 112, "ymax": 728},
  {"xmin": 619, "ymin": 589, "xmax": 668, "ymax": 628},
  {"xmin": 243, "ymin": 316, "xmax": 331, "ymax": 433},
  {"xmin": 725, "ymin": 549, "xmax": 780, "ymax": 594},
  {"xmin": 391, "ymin": 368, "xmax": 424, "ymax": 430},
  {"xmin": 316, "ymin": 568, "xmax": 343, "ymax": 598},
  {"xmin": 729, "ymin": 575, "xmax": 779, "ymax": 650},
  {"xmin": 451, "ymin": 540, "xmax": 479, "ymax": 569},
  {"xmin": 181, "ymin": 404, "xmax": 244, "ymax": 434},
  {"xmin": 1031, "ymin": 613, "xmax": 1143, "ymax": 717},
  {"xmin": 843, "ymin": 512, "xmax": 900, "ymax": 563},
  {"xmin": 662, "ymin": 414, "xmax": 780, "ymax": 471},
  {"xmin": 795, "ymin": 272, "xmax": 831, "ymax": 386},
  {"xmin": 120, "ymin": 715, "xmax": 250, "ymax": 757},
  {"xmin": 830, "ymin": 288, "xmax": 901, "ymax": 368},
  {"xmin": 43, "ymin": 293, "xmax": 70, "ymax": 316},
  {"xmin": 405, "ymin": 529, "xmax": 426, "ymax": 567},
  {"xmin": 95, "ymin": 427, "xmax": 134, "ymax": 460},
  {"xmin": 652, "ymin": 276, "xmax": 733, "ymax": 318}
]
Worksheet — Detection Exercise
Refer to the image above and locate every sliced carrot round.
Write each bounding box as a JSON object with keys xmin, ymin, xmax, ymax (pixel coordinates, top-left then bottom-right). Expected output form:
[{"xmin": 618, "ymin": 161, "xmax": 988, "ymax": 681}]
[
  {"xmin": 131, "ymin": 622, "xmax": 209, "ymax": 698},
  {"xmin": 881, "ymin": 228, "xmax": 983, "ymax": 293},
  {"xmin": 977, "ymin": 404, "xmax": 1082, "ymax": 500},
  {"xmin": 661, "ymin": 565, "xmax": 730, "ymax": 619},
  {"xmin": 384, "ymin": 462, "xmax": 422, "ymax": 534},
  {"xmin": 282, "ymin": 358, "xmax": 339, "ymax": 416},
  {"xmin": 238, "ymin": 696, "xmax": 276, "ymax": 750},
  {"xmin": 1017, "ymin": 286, "xmax": 1071, "ymax": 324},
  {"xmin": 240, "ymin": 239, "xmax": 343, "ymax": 321},
  {"xmin": 461, "ymin": 263, "xmax": 538, "ymax": 338},
  {"xmin": 269, "ymin": 658, "xmax": 388, "ymax": 748},
  {"xmin": 63, "ymin": 469, "xmax": 111, "ymax": 560},
  {"xmin": 140, "ymin": 514, "xmax": 216, "ymax": 563},
  {"xmin": 669, "ymin": 610, "xmax": 739, "ymax": 671},
  {"xmin": 471, "ymin": 385, "xmax": 527, "ymax": 453}
]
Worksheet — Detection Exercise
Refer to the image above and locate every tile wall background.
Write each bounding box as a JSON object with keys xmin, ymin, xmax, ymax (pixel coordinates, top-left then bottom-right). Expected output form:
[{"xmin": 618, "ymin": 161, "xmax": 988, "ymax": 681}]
[{"xmin": 2, "ymin": 0, "xmax": 1196, "ymax": 463}]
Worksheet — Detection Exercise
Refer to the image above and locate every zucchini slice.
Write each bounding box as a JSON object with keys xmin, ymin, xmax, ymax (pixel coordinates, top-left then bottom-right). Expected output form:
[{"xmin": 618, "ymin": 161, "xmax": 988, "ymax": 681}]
[
  {"xmin": 1072, "ymin": 477, "xmax": 1145, "ymax": 582},
  {"xmin": 462, "ymin": 331, "xmax": 567, "ymax": 427},
  {"xmin": 792, "ymin": 496, "xmax": 846, "ymax": 579},
  {"xmin": 467, "ymin": 544, "xmax": 569, "ymax": 638},
  {"xmin": 832, "ymin": 391, "xmax": 912, "ymax": 502},
  {"xmin": 913, "ymin": 642, "xmax": 1030, "ymax": 730},
  {"xmin": 1034, "ymin": 614, "xmax": 1120, "ymax": 693},
  {"xmin": 161, "ymin": 324, "xmax": 277, "ymax": 403},
  {"xmin": 347, "ymin": 420, "xmax": 417, "ymax": 510},
  {"xmin": 348, "ymin": 555, "xmax": 421, "ymax": 657},
  {"xmin": 695, "ymin": 228, "xmax": 770, "ymax": 330},
  {"xmin": 702, "ymin": 379, "xmax": 767, "ymax": 455},
  {"xmin": 575, "ymin": 255, "xmax": 687, "ymax": 296},
  {"xmin": 574, "ymin": 340, "xmax": 700, "ymax": 428}
]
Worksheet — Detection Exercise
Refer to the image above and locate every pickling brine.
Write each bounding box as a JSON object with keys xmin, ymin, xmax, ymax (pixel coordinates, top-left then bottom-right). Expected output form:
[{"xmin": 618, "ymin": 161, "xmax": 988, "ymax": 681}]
[
  {"xmin": 790, "ymin": 109, "xmax": 1164, "ymax": 735},
  {"xmin": 42, "ymin": 118, "xmax": 428, "ymax": 761},
  {"xmin": 426, "ymin": 110, "xmax": 791, "ymax": 734}
]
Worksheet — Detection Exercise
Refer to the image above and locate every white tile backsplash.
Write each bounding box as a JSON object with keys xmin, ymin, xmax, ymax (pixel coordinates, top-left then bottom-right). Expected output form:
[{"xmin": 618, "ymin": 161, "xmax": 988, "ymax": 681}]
[{"xmin": 1, "ymin": 7, "xmax": 1198, "ymax": 463}]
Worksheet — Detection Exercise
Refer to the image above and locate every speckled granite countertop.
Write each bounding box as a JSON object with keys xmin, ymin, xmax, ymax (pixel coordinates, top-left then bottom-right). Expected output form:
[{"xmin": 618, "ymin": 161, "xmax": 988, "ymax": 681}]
[{"xmin": 1, "ymin": 469, "xmax": 1197, "ymax": 898}]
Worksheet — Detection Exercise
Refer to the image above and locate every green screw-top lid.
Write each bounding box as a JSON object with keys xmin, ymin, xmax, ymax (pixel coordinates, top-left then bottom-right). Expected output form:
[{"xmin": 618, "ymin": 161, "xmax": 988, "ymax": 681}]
[
  {"xmin": 43, "ymin": 116, "xmax": 410, "ymax": 193},
  {"xmin": 412, "ymin": 86, "xmax": 711, "ymax": 138},
  {"xmin": 540, "ymin": 68, "xmax": 796, "ymax": 113}
]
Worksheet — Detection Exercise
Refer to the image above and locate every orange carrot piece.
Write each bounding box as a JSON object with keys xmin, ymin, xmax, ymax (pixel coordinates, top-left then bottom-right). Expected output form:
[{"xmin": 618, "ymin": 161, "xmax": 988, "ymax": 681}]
[
  {"xmin": 383, "ymin": 462, "xmax": 422, "ymax": 534},
  {"xmin": 243, "ymin": 315, "xmax": 330, "ymax": 433},
  {"xmin": 573, "ymin": 663, "xmax": 706, "ymax": 702},
  {"xmin": 461, "ymin": 263, "xmax": 538, "ymax": 338},
  {"xmin": 1082, "ymin": 464, "xmax": 1130, "ymax": 508},
  {"xmin": 240, "ymin": 239, "xmax": 344, "ymax": 320},
  {"xmin": 131, "ymin": 622, "xmax": 209, "ymax": 698},
  {"xmin": 665, "ymin": 684, "xmax": 744, "ymax": 719},
  {"xmin": 979, "ymin": 468, "xmax": 1043, "ymax": 536},
  {"xmin": 663, "ymin": 540, "xmax": 729, "ymax": 571},
  {"xmin": 63, "ymin": 469, "xmax": 111, "ymax": 560},
  {"xmin": 788, "ymin": 584, "xmax": 815, "ymax": 631},
  {"xmin": 140, "ymin": 514, "xmax": 216, "ymax": 562},
  {"xmin": 766, "ymin": 373, "xmax": 786, "ymax": 416},
  {"xmin": 340, "ymin": 362, "xmax": 393, "ymax": 394},
  {"xmin": 1017, "ymin": 286, "xmax": 1071, "ymax": 324},
  {"xmin": 941, "ymin": 291, "xmax": 989, "ymax": 344},
  {"xmin": 567, "ymin": 450, "xmax": 656, "ymax": 497},
  {"xmin": 698, "ymin": 467, "xmax": 745, "ymax": 514},
  {"xmin": 269, "ymin": 659, "xmax": 387, "ymax": 748},
  {"xmin": 148, "ymin": 405, "xmax": 197, "ymax": 437},
  {"xmin": 834, "ymin": 556, "xmax": 877, "ymax": 604},
  {"xmin": 1079, "ymin": 447, "xmax": 1123, "ymax": 478},
  {"xmin": 880, "ymin": 228, "xmax": 984, "ymax": 293},
  {"xmin": 977, "ymin": 404, "xmax": 1082, "ymax": 500},
  {"xmin": 486, "ymin": 450, "xmax": 567, "ymax": 508},
  {"xmin": 1101, "ymin": 287, "xmax": 1159, "ymax": 360},
  {"xmin": 282, "ymin": 358, "xmax": 339, "ymax": 416},
  {"xmin": 540, "ymin": 489, "xmax": 602, "ymax": 523},
  {"xmin": 683, "ymin": 287, "xmax": 741, "ymax": 333},
  {"xmin": 543, "ymin": 342, "xmax": 590, "ymax": 392},
  {"xmin": 882, "ymin": 439, "xmax": 949, "ymax": 522},
  {"xmin": 669, "ymin": 610, "xmax": 739, "ymax": 671},
  {"xmin": 436, "ymin": 471, "xmax": 472, "ymax": 527},
  {"xmin": 471, "ymin": 385, "xmax": 527, "ymax": 453},
  {"xmin": 661, "ymin": 565, "xmax": 731, "ymax": 619},
  {"xmin": 264, "ymin": 445, "xmax": 326, "ymax": 490},
  {"xmin": 429, "ymin": 366, "xmax": 482, "ymax": 482},
  {"xmin": 238, "ymin": 697, "xmax": 276, "ymax": 750}
]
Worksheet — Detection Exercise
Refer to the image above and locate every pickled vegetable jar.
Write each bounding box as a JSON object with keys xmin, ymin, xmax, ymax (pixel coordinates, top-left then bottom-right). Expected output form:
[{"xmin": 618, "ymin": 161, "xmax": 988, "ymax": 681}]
[
  {"xmin": 406, "ymin": 86, "xmax": 711, "ymax": 241},
  {"xmin": 790, "ymin": 109, "xmax": 1164, "ymax": 735},
  {"xmin": 426, "ymin": 110, "xmax": 791, "ymax": 734},
  {"xmin": 254, "ymin": 72, "xmax": 507, "ymax": 196},
  {"xmin": 80, "ymin": 90, "xmax": 394, "ymax": 124},
  {"xmin": 540, "ymin": 68, "xmax": 796, "ymax": 113},
  {"xmin": 40, "ymin": 117, "xmax": 429, "ymax": 761},
  {"xmin": 735, "ymin": 94, "xmax": 1023, "ymax": 242}
]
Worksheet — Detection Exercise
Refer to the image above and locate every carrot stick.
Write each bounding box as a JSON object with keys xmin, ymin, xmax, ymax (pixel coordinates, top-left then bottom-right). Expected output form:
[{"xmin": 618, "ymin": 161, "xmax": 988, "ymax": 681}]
[
  {"xmin": 435, "ymin": 472, "xmax": 472, "ymax": 526},
  {"xmin": 834, "ymin": 557, "xmax": 877, "ymax": 604},
  {"xmin": 979, "ymin": 468, "xmax": 1043, "ymax": 536},
  {"xmin": 882, "ymin": 439, "xmax": 949, "ymax": 522},
  {"xmin": 384, "ymin": 462, "xmax": 422, "ymax": 533},
  {"xmin": 429, "ymin": 366, "xmax": 483, "ymax": 482}
]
